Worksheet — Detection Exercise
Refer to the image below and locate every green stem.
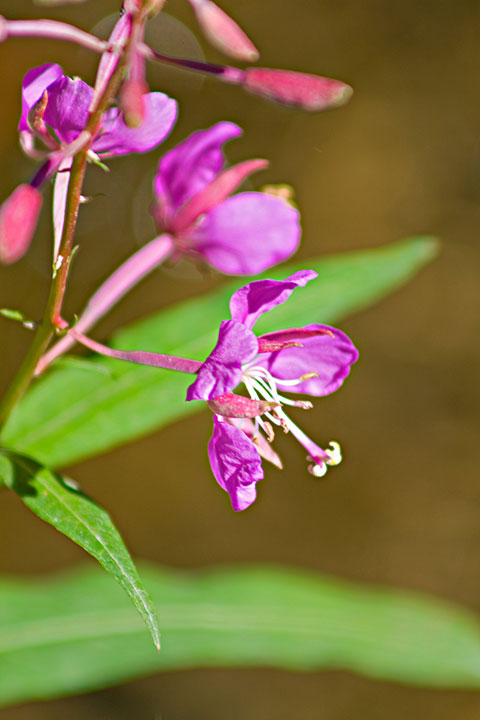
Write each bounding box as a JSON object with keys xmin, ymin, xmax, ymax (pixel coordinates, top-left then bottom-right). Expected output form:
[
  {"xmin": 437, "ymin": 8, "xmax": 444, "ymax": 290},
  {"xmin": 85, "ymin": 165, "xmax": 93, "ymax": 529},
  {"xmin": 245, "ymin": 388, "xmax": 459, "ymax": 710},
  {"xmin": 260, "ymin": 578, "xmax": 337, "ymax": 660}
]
[{"xmin": 0, "ymin": 16, "xmax": 138, "ymax": 430}]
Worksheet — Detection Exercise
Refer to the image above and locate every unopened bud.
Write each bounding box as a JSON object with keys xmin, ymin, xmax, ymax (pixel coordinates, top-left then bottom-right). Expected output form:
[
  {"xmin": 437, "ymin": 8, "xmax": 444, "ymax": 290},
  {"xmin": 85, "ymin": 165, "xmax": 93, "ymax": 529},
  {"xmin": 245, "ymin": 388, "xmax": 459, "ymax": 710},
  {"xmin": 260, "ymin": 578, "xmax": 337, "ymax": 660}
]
[
  {"xmin": 243, "ymin": 67, "xmax": 353, "ymax": 112},
  {"xmin": 120, "ymin": 77, "xmax": 148, "ymax": 128},
  {"xmin": 0, "ymin": 185, "xmax": 42, "ymax": 264},
  {"xmin": 189, "ymin": 0, "xmax": 259, "ymax": 62}
]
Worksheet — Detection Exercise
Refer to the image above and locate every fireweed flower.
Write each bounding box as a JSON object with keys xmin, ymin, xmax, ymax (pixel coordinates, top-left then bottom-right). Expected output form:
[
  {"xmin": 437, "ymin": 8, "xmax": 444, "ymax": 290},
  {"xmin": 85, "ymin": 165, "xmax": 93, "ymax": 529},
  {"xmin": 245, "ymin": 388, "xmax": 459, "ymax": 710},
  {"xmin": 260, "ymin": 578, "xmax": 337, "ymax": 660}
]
[
  {"xmin": 63, "ymin": 272, "xmax": 356, "ymax": 512},
  {"xmin": 186, "ymin": 271, "xmax": 359, "ymax": 511},
  {"xmin": 151, "ymin": 122, "xmax": 301, "ymax": 275},
  {"xmin": 19, "ymin": 62, "xmax": 177, "ymax": 159},
  {"xmin": 0, "ymin": 63, "xmax": 177, "ymax": 264}
]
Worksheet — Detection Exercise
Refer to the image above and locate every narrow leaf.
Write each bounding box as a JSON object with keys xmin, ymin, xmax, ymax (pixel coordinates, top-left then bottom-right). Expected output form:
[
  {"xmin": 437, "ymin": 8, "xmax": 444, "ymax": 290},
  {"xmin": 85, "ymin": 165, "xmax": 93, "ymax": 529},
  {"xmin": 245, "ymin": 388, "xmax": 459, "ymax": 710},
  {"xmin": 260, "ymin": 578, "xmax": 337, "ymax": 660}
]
[
  {"xmin": 0, "ymin": 451, "xmax": 160, "ymax": 649},
  {"xmin": 0, "ymin": 561, "xmax": 479, "ymax": 707},
  {"xmin": 1, "ymin": 237, "xmax": 438, "ymax": 467}
]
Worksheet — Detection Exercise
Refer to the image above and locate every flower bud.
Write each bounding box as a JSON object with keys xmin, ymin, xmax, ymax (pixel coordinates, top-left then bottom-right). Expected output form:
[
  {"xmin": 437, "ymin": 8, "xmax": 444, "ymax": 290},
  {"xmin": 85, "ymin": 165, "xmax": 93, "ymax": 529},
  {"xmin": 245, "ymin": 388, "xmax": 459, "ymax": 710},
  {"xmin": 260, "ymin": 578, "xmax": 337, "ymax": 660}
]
[
  {"xmin": 0, "ymin": 185, "xmax": 42, "ymax": 264},
  {"xmin": 120, "ymin": 76, "xmax": 148, "ymax": 128},
  {"xmin": 243, "ymin": 68, "xmax": 353, "ymax": 111},
  {"xmin": 189, "ymin": 0, "xmax": 259, "ymax": 62}
]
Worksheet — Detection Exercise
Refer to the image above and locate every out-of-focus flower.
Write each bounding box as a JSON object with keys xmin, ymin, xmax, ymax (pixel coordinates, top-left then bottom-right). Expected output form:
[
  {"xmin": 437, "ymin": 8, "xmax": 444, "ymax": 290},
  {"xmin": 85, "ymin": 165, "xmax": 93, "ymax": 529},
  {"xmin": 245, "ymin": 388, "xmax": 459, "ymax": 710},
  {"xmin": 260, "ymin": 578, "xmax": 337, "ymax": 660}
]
[
  {"xmin": 186, "ymin": 271, "xmax": 359, "ymax": 510},
  {"xmin": 151, "ymin": 122, "xmax": 301, "ymax": 275}
]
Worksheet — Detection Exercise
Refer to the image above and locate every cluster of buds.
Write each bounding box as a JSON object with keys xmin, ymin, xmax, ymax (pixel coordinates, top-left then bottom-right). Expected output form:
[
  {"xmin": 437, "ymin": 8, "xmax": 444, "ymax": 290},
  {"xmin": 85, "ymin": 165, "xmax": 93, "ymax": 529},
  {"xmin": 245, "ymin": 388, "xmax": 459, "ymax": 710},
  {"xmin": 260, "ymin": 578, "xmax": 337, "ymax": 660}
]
[{"xmin": 0, "ymin": 1, "xmax": 357, "ymax": 510}]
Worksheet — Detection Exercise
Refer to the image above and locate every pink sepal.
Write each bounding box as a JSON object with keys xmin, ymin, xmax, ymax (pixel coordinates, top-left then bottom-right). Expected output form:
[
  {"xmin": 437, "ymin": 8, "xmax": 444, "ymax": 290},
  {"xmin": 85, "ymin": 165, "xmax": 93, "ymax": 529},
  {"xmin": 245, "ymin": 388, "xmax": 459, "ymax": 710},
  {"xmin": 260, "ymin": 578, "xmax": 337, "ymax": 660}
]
[
  {"xmin": 258, "ymin": 327, "xmax": 333, "ymax": 353},
  {"xmin": 173, "ymin": 158, "xmax": 268, "ymax": 233},
  {"xmin": 229, "ymin": 418, "xmax": 283, "ymax": 469},
  {"xmin": 208, "ymin": 392, "xmax": 277, "ymax": 418}
]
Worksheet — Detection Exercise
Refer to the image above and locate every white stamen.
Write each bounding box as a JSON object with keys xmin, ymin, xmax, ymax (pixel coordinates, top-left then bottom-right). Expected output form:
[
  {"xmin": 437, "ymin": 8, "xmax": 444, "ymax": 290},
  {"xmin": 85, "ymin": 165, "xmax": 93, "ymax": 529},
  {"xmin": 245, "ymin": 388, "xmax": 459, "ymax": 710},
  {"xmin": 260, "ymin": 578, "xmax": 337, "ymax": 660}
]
[{"xmin": 241, "ymin": 362, "xmax": 341, "ymax": 478}]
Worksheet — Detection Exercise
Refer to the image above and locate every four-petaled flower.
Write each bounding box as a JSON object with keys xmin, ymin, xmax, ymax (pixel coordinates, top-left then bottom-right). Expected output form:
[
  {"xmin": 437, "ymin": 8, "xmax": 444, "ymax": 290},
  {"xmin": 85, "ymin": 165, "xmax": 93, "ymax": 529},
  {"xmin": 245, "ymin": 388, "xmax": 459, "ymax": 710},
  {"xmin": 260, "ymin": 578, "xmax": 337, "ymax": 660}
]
[
  {"xmin": 186, "ymin": 271, "xmax": 358, "ymax": 511},
  {"xmin": 151, "ymin": 122, "xmax": 301, "ymax": 275}
]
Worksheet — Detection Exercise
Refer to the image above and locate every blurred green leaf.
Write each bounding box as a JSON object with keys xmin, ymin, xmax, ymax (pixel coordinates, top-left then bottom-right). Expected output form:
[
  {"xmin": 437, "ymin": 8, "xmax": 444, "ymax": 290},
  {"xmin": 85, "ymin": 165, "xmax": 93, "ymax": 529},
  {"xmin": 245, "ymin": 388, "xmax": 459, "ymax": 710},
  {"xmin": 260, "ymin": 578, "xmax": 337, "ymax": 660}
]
[
  {"xmin": 0, "ymin": 452, "xmax": 11, "ymax": 489},
  {"xmin": 0, "ymin": 560, "xmax": 479, "ymax": 707},
  {"xmin": 52, "ymin": 355, "xmax": 115, "ymax": 377},
  {"xmin": 0, "ymin": 451, "xmax": 160, "ymax": 650},
  {"xmin": 0, "ymin": 237, "xmax": 437, "ymax": 467}
]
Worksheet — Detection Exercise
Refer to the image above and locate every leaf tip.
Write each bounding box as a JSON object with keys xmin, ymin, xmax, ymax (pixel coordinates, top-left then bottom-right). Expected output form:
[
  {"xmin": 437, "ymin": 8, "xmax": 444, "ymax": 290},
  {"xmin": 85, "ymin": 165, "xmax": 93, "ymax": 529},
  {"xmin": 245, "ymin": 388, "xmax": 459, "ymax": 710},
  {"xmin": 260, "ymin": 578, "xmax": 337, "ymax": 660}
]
[{"xmin": 405, "ymin": 235, "xmax": 441, "ymax": 265}]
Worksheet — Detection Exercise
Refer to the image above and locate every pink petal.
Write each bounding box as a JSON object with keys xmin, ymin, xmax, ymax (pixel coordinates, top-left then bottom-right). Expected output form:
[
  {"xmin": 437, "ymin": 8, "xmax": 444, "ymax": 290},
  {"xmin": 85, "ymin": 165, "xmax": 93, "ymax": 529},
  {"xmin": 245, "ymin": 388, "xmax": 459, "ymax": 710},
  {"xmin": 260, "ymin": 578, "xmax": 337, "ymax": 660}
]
[
  {"xmin": 189, "ymin": 0, "xmax": 259, "ymax": 62},
  {"xmin": 190, "ymin": 192, "xmax": 300, "ymax": 276},
  {"xmin": 19, "ymin": 63, "xmax": 63, "ymax": 132},
  {"xmin": 93, "ymin": 92, "xmax": 177, "ymax": 156},
  {"xmin": 208, "ymin": 416, "xmax": 263, "ymax": 511},
  {"xmin": 0, "ymin": 185, "xmax": 42, "ymax": 265},
  {"xmin": 257, "ymin": 324, "xmax": 359, "ymax": 396},
  {"xmin": 229, "ymin": 270, "xmax": 317, "ymax": 330},
  {"xmin": 153, "ymin": 121, "xmax": 242, "ymax": 221},
  {"xmin": 42, "ymin": 75, "xmax": 93, "ymax": 144},
  {"xmin": 228, "ymin": 417, "xmax": 283, "ymax": 469},
  {"xmin": 186, "ymin": 319, "xmax": 258, "ymax": 401}
]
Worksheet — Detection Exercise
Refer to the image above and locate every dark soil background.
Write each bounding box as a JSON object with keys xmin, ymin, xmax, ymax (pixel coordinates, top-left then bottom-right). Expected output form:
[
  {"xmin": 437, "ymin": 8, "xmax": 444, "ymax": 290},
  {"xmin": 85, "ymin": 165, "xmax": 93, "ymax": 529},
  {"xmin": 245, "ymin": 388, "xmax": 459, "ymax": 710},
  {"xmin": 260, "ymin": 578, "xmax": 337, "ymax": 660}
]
[{"xmin": 1, "ymin": 0, "xmax": 480, "ymax": 717}]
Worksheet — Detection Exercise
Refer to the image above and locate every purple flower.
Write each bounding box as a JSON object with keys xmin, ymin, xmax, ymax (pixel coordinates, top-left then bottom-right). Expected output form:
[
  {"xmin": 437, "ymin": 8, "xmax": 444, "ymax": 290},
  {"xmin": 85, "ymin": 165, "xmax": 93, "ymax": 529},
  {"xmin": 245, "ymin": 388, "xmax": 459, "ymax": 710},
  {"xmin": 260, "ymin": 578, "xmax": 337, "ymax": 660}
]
[
  {"xmin": 151, "ymin": 122, "xmax": 301, "ymax": 275},
  {"xmin": 2, "ymin": 63, "xmax": 177, "ymax": 264},
  {"xmin": 186, "ymin": 271, "xmax": 359, "ymax": 511},
  {"xmin": 20, "ymin": 63, "xmax": 177, "ymax": 159}
]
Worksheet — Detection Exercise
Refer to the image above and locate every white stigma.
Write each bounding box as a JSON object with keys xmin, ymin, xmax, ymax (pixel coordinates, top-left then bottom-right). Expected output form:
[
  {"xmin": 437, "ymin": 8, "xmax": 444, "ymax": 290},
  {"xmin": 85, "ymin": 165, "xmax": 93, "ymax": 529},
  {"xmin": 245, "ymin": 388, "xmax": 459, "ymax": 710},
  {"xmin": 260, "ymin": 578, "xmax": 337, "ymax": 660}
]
[{"xmin": 325, "ymin": 441, "xmax": 342, "ymax": 466}]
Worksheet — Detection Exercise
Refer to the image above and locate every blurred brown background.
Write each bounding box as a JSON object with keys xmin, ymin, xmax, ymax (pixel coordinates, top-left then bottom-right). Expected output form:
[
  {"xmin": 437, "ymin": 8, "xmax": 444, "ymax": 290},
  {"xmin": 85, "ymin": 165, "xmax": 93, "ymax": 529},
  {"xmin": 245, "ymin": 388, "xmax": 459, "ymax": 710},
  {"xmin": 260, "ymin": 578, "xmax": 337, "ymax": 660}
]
[{"xmin": 1, "ymin": 0, "xmax": 480, "ymax": 717}]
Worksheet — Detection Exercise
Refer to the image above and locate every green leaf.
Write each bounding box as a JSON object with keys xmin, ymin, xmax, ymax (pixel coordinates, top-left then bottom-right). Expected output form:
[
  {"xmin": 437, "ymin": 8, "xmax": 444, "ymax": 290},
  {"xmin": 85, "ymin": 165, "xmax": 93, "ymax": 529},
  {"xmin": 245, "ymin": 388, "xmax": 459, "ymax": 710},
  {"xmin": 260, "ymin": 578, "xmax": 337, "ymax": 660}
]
[
  {"xmin": 0, "ymin": 452, "xmax": 12, "ymax": 489},
  {"xmin": 0, "ymin": 451, "xmax": 160, "ymax": 650},
  {"xmin": 52, "ymin": 355, "xmax": 115, "ymax": 377},
  {"xmin": 0, "ymin": 561, "xmax": 479, "ymax": 707},
  {"xmin": 1, "ymin": 237, "xmax": 437, "ymax": 467}
]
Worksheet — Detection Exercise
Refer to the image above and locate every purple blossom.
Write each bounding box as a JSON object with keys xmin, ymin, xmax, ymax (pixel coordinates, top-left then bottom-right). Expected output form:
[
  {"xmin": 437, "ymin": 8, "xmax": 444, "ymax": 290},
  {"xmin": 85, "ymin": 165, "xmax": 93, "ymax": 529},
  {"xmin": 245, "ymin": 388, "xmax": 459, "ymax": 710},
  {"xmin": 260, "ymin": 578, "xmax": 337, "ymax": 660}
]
[
  {"xmin": 20, "ymin": 63, "xmax": 177, "ymax": 159},
  {"xmin": 186, "ymin": 271, "xmax": 358, "ymax": 511},
  {"xmin": 2, "ymin": 63, "xmax": 177, "ymax": 263},
  {"xmin": 151, "ymin": 122, "xmax": 301, "ymax": 275}
]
